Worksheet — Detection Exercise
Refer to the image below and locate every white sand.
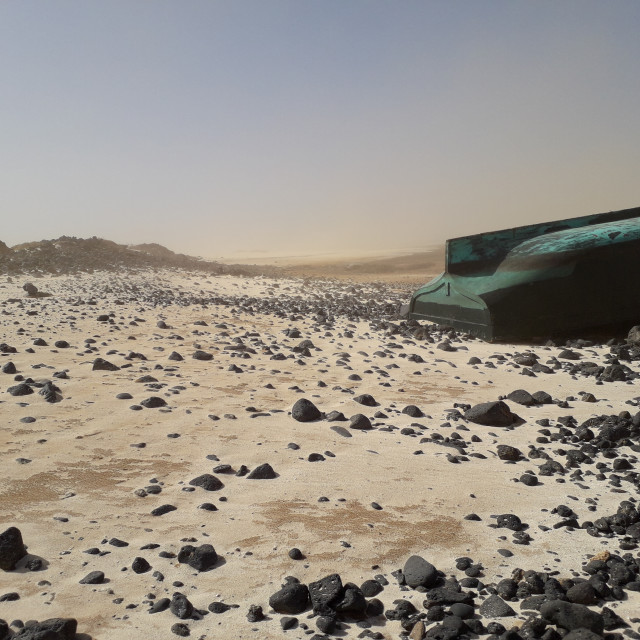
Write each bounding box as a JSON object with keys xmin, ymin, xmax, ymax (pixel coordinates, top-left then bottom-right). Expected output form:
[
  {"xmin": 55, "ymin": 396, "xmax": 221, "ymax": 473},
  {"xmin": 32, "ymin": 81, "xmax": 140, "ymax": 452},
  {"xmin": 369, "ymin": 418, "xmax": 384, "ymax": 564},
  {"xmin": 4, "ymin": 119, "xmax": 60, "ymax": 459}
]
[{"xmin": 0, "ymin": 270, "xmax": 638, "ymax": 639}]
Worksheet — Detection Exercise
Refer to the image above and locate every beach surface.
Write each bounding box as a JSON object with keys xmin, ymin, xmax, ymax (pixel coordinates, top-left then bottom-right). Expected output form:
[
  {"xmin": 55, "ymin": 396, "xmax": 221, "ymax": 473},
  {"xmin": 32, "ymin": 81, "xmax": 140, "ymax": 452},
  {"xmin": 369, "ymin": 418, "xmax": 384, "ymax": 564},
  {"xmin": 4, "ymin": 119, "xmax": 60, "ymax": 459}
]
[{"xmin": 1, "ymin": 263, "xmax": 639, "ymax": 639}]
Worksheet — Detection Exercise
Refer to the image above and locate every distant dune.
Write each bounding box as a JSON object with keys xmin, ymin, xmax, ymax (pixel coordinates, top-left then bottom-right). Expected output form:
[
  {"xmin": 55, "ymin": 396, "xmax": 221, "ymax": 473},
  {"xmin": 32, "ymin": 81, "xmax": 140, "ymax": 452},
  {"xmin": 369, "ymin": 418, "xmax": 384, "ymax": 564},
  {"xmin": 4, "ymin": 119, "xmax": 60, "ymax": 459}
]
[
  {"xmin": 275, "ymin": 247, "xmax": 445, "ymax": 284},
  {"xmin": 214, "ymin": 246, "xmax": 445, "ymax": 284}
]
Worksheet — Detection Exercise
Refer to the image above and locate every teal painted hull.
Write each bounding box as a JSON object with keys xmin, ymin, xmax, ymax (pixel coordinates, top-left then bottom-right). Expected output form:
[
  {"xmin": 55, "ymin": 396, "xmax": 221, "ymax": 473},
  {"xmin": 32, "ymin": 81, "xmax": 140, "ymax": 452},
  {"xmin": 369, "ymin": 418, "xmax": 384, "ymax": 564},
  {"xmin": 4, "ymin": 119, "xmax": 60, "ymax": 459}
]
[{"xmin": 409, "ymin": 206, "xmax": 640, "ymax": 341}]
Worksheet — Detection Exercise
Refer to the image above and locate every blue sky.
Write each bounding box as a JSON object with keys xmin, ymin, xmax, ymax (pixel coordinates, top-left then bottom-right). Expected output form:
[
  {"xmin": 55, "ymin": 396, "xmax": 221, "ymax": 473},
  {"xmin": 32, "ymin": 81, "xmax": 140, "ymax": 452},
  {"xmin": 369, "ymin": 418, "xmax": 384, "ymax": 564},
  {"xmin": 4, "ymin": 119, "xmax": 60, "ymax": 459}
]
[{"xmin": 1, "ymin": 1, "xmax": 639, "ymax": 258}]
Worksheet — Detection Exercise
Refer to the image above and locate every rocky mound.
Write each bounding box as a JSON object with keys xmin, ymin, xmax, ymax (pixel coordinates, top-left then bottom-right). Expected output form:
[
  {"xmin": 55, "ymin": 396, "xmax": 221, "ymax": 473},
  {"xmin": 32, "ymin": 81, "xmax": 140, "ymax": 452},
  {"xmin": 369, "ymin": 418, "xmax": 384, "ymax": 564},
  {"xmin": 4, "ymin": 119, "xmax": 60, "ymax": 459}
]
[{"xmin": 0, "ymin": 236, "xmax": 275, "ymax": 277}]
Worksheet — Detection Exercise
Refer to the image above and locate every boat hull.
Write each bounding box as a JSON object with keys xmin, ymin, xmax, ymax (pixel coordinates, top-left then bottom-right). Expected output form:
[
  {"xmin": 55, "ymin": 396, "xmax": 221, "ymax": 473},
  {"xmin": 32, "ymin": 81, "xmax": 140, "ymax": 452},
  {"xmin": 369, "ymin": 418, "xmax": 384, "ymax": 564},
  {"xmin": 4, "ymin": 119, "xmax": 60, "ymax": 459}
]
[{"xmin": 409, "ymin": 207, "xmax": 640, "ymax": 341}]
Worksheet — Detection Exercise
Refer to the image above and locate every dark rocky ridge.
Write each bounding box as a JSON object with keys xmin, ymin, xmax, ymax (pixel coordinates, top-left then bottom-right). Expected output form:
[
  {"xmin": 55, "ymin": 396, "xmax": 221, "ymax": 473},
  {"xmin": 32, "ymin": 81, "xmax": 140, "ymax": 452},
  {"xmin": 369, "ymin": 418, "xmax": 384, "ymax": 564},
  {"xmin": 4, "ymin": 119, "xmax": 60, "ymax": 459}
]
[{"xmin": 0, "ymin": 236, "xmax": 275, "ymax": 277}]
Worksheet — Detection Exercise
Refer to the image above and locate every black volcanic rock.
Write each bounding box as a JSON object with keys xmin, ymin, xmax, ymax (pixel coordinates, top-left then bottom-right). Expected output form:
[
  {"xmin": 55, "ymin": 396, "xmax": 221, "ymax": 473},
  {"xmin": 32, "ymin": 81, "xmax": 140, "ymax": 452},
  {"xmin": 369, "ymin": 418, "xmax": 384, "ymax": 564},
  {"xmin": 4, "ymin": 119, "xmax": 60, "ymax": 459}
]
[
  {"xmin": 349, "ymin": 414, "xmax": 373, "ymax": 430},
  {"xmin": 151, "ymin": 504, "xmax": 177, "ymax": 516},
  {"xmin": 247, "ymin": 463, "xmax": 277, "ymax": 479},
  {"xmin": 79, "ymin": 570, "xmax": 105, "ymax": 584},
  {"xmin": 402, "ymin": 405, "xmax": 423, "ymax": 417},
  {"xmin": 354, "ymin": 394, "xmax": 377, "ymax": 407},
  {"xmin": 479, "ymin": 594, "xmax": 516, "ymax": 618},
  {"xmin": 140, "ymin": 396, "xmax": 167, "ymax": 408},
  {"xmin": 292, "ymin": 398, "xmax": 321, "ymax": 422},
  {"xmin": 12, "ymin": 618, "xmax": 77, "ymax": 640},
  {"xmin": 177, "ymin": 544, "xmax": 217, "ymax": 572},
  {"xmin": 496, "ymin": 513, "xmax": 524, "ymax": 531},
  {"xmin": 0, "ymin": 527, "xmax": 27, "ymax": 571},
  {"xmin": 7, "ymin": 383, "xmax": 33, "ymax": 397},
  {"xmin": 1, "ymin": 362, "xmax": 16, "ymax": 374},
  {"xmin": 496, "ymin": 444, "xmax": 522, "ymax": 461},
  {"xmin": 532, "ymin": 390, "xmax": 553, "ymax": 404},
  {"xmin": 565, "ymin": 582, "xmax": 598, "ymax": 605},
  {"xmin": 308, "ymin": 573, "xmax": 343, "ymax": 615},
  {"xmin": 336, "ymin": 583, "xmax": 367, "ymax": 618},
  {"xmin": 269, "ymin": 582, "xmax": 310, "ymax": 614},
  {"xmin": 540, "ymin": 600, "xmax": 604, "ymax": 634},
  {"xmin": 246, "ymin": 604, "xmax": 264, "ymax": 622},
  {"xmin": 506, "ymin": 389, "xmax": 537, "ymax": 406},
  {"xmin": 149, "ymin": 598, "xmax": 170, "ymax": 614},
  {"xmin": 39, "ymin": 381, "xmax": 62, "ymax": 403},
  {"xmin": 403, "ymin": 555, "xmax": 438, "ymax": 588},
  {"xmin": 189, "ymin": 474, "xmax": 224, "ymax": 491},
  {"xmin": 132, "ymin": 557, "xmax": 151, "ymax": 574},
  {"xmin": 23, "ymin": 282, "xmax": 38, "ymax": 296},
  {"xmin": 92, "ymin": 358, "xmax": 120, "ymax": 371},
  {"xmin": 170, "ymin": 592, "xmax": 194, "ymax": 619},
  {"xmin": 464, "ymin": 401, "xmax": 518, "ymax": 426}
]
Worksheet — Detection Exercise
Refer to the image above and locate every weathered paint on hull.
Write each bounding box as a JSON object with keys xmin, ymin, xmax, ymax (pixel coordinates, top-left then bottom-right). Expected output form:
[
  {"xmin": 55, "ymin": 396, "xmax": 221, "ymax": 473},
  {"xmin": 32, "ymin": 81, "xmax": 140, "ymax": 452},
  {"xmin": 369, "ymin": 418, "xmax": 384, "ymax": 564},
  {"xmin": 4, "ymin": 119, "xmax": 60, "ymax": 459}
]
[{"xmin": 409, "ymin": 207, "xmax": 640, "ymax": 341}]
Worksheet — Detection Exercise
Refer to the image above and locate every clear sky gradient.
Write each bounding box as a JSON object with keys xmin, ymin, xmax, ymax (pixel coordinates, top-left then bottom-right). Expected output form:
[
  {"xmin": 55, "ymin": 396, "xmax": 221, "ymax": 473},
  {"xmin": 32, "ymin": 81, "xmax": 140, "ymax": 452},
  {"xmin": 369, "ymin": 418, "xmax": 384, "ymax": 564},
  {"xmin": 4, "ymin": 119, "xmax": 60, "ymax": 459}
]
[{"xmin": 2, "ymin": 1, "xmax": 639, "ymax": 259}]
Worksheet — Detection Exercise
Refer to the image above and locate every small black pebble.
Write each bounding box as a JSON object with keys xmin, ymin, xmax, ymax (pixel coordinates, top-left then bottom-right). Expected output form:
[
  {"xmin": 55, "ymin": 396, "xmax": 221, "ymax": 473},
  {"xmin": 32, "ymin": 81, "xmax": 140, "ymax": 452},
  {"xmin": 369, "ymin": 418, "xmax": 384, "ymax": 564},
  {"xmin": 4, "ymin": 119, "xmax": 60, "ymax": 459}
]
[{"xmin": 288, "ymin": 548, "xmax": 304, "ymax": 560}]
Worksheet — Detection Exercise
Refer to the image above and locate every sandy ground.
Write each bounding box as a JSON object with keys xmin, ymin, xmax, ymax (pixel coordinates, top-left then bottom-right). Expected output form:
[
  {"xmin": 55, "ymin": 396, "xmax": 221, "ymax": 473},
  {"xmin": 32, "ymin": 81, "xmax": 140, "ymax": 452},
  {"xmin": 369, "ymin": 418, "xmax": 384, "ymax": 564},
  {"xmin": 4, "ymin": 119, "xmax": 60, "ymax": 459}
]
[{"xmin": 0, "ymin": 269, "xmax": 639, "ymax": 639}]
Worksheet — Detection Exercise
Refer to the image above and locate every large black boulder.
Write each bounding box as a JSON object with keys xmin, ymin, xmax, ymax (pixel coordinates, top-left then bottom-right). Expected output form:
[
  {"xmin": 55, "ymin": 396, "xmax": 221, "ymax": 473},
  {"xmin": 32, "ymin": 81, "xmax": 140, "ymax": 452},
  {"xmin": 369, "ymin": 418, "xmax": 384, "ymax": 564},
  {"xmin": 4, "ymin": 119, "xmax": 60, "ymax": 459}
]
[
  {"xmin": 177, "ymin": 544, "xmax": 218, "ymax": 571},
  {"xmin": 336, "ymin": 583, "xmax": 367, "ymax": 618},
  {"xmin": 7, "ymin": 383, "xmax": 33, "ymax": 397},
  {"xmin": 247, "ymin": 463, "xmax": 277, "ymax": 479},
  {"xmin": 478, "ymin": 594, "xmax": 516, "ymax": 618},
  {"xmin": 13, "ymin": 618, "xmax": 77, "ymax": 640},
  {"xmin": 292, "ymin": 398, "xmax": 321, "ymax": 422},
  {"xmin": 497, "ymin": 445, "xmax": 522, "ymax": 461},
  {"xmin": 92, "ymin": 358, "xmax": 120, "ymax": 371},
  {"xmin": 39, "ymin": 381, "xmax": 62, "ymax": 403},
  {"xmin": 269, "ymin": 582, "xmax": 310, "ymax": 614},
  {"xmin": 532, "ymin": 390, "xmax": 553, "ymax": 404},
  {"xmin": 425, "ymin": 585, "xmax": 474, "ymax": 606},
  {"xmin": 565, "ymin": 582, "xmax": 598, "ymax": 605},
  {"xmin": 189, "ymin": 474, "xmax": 224, "ymax": 491},
  {"xmin": 506, "ymin": 389, "xmax": 537, "ymax": 406},
  {"xmin": 402, "ymin": 405, "xmax": 424, "ymax": 417},
  {"xmin": 132, "ymin": 557, "xmax": 151, "ymax": 574},
  {"xmin": 79, "ymin": 571, "xmax": 105, "ymax": 584},
  {"xmin": 496, "ymin": 514, "xmax": 524, "ymax": 531},
  {"xmin": 170, "ymin": 592, "xmax": 194, "ymax": 619},
  {"xmin": 349, "ymin": 414, "xmax": 373, "ymax": 430},
  {"xmin": 0, "ymin": 526, "xmax": 27, "ymax": 571},
  {"xmin": 354, "ymin": 394, "xmax": 377, "ymax": 407},
  {"xmin": 464, "ymin": 401, "xmax": 518, "ymax": 426},
  {"xmin": 308, "ymin": 573, "xmax": 344, "ymax": 616},
  {"xmin": 140, "ymin": 396, "xmax": 167, "ymax": 408},
  {"xmin": 540, "ymin": 600, "xmax": 604, "ymax": 634},
  {"xmin": 403, "ymin": 555, "xmax": 438, "ymax": 588}
]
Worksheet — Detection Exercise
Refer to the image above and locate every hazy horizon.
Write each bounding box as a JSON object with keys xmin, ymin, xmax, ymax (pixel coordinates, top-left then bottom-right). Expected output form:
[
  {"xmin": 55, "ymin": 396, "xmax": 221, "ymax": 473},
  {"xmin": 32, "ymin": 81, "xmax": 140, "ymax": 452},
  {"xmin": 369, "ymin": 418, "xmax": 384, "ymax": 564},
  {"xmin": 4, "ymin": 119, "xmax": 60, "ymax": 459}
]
[{"xmin": 2, "ymin": 1, "xmax": 639, "ymax": 260}]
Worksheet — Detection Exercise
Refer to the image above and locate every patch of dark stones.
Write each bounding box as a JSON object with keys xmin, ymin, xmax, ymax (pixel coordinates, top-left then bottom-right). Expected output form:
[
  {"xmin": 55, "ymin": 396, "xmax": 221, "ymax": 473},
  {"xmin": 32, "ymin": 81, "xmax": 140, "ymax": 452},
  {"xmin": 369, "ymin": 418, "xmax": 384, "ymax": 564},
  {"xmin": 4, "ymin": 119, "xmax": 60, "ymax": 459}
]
[
  {"xmin": 4, "ymin": 275, "xmax": 640, "ymax": 639},
  {"xmin": 6, "ymin": 517, "xmax": 638, "ymax": 640},
  {"xmin": 257, "ymin": 550, "xmax": 640, "ymax": 639}
]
